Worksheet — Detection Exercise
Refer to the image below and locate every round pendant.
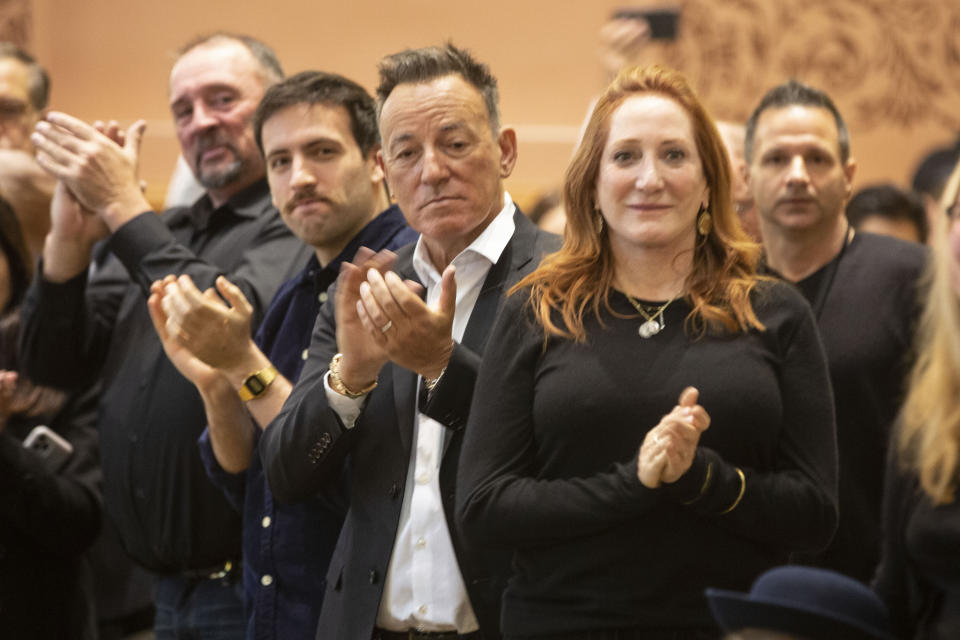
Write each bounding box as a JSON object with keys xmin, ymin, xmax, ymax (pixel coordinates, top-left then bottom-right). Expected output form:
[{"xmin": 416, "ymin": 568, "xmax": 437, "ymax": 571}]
[{"xmin": 638, "ymin": 319, "xmax": 661, "ymax": 338}]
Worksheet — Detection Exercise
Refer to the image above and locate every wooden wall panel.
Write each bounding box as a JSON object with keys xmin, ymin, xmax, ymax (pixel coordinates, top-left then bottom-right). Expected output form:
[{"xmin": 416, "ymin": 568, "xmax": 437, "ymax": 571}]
[{"xmin": 22, "ymin": 0, "xmax": 960, "ymax": 207}]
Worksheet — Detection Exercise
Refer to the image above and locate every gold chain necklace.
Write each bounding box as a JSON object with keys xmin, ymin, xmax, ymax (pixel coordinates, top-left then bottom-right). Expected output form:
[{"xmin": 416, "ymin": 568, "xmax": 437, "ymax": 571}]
[{"xmin": 624, "ymin": 293, "xmax": 676, "ymax": 338}]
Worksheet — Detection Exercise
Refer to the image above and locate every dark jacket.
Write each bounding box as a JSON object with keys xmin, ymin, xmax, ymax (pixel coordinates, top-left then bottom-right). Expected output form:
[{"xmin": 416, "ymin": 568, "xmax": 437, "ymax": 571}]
[{"xmin": 260, "ymin": 210, "xmax": 559, "ymax": 640}]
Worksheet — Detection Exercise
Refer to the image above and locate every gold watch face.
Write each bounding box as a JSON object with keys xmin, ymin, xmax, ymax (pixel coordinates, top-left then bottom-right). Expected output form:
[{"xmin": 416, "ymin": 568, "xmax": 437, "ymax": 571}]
[{"xmin": 245, "ymin": 376, "xmax": 267, "ymax": 395}]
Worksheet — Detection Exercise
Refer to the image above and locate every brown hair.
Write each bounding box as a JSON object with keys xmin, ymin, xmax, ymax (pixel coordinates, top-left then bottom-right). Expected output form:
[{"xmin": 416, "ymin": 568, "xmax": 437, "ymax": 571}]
[
  {"xmin": 898, "ymin": 159, "xmax": 960, "ymax": 504},
  {"xmin": 514, "ymin": 64, "xmax": 763, "ymax": 342},
  {"xmin": 376, "ymin": 43, "xmax": 500, "ymax": 133}
]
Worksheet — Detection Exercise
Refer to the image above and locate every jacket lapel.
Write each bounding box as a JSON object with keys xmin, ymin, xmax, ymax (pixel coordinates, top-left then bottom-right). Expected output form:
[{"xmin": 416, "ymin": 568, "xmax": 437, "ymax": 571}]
[
  {"xmin": 391, "ymin": 247, "xmax": 422, "ymax": 455},
  {"xmin": 442, "ymin": 209, "xmax": 540, "ymax": 456}
]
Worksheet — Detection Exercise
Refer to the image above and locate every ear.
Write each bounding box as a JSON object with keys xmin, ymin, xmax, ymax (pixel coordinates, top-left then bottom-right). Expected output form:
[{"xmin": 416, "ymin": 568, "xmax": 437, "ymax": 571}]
[
  {"xmin": 740, "ymin": 161, "xmax": 752, "ymax": 193},
  {"xmin": 842, "ymin": 156, "xmax": 857, "ymax": 200},
  {"xmin": 497, "ymin": 127, "xmax": 518, "ymax": 178},
  {"xmin": 367, "ymin": 146, "xmax": 385, "ymax": 185},
  {"xmin": 375, "ymin": 148, "xmax": 390, "ymax": 191}
]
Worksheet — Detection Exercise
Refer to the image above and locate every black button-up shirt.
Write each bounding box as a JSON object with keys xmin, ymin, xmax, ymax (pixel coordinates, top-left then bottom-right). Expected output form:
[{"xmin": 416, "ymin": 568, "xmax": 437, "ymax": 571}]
[
  {"xmin": 198, "ymin": 204, "xmax": 416, "ymax": 639},
  {"xmin": 19, "ymin": 179, "xmax": 311, "ymax": 573}
]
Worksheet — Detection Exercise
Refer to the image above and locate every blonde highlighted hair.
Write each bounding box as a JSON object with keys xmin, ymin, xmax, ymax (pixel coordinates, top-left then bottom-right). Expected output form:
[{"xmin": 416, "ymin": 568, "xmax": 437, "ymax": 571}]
[
  {"xmin": 899, "ymin": 159, "xmax": 960, "ymax": 504},
  {"xmin": 513, "ymin": 64, "xmax": 763, "ymax": 341}
]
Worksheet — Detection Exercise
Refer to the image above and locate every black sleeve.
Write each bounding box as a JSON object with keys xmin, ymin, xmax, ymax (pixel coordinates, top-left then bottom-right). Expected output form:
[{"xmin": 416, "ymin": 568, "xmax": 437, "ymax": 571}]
[
  {"xmin": 108, "ymin": 209, "xmax": 307, "ymax": 326},
  {"xmin": 19, "ymin": 208, "xmax": 308, "ymax": 388},
  {"xmin": 0, "ymin": 384, "xmax": 102, "ymax": 557},
  {"xmin": 873, "ymin": 441, "xmax": 930, "ymax": 639},
  {"xmin": 18, "ymin": 258, "xmax": 127, "ymax": 388},
  {"xmin": 418, "ymin": 341, "xmax": 481, "ymax": 430},
  {"xmin": 457, "ymin": 295, "xmax": 662, "ymax": 549},
  {"xmin": 662, "ymin": 293, "xmax": 838, "ymax": 553}
]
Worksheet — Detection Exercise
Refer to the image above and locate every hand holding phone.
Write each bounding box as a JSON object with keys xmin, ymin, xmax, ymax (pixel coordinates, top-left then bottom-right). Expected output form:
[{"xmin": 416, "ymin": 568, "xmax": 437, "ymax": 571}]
[{"xmin": 23, "ymin": 425, "xmax": 74, "ymax": 471}]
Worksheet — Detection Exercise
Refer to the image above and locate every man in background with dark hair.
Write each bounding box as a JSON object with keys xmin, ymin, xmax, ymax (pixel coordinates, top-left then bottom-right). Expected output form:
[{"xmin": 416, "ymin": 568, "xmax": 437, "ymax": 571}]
[
  {"xmin": 0, "ymin": 42, "xmax": 55, "ymax": 260},
  {"xmin": 148, "ymin": 70, "xmax": 417, "ymax": 640},
  {"xmin": 846, "ymin": 183, "xmax": 927, "ymax": 244},
  {"xmin": 911, "ymin": 141, "xmax": 959, "ymax": 245},
  {"xmin": 20, "ymin": 33, "xmax": 307, "ymax": 638},
  {"xmin": 261, "ymin": 43, "xmax": 559, "ymax": 640},
  {"xmin": 744, "ymin": 79, "xmax": 926, "ymax": 585}
]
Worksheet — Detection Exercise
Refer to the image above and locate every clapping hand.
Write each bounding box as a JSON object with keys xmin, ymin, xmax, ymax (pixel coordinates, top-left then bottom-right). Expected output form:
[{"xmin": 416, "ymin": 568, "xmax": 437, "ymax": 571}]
[{"xmin": 637, "ymin": 387, "xmax": 711, "ymax": 489}]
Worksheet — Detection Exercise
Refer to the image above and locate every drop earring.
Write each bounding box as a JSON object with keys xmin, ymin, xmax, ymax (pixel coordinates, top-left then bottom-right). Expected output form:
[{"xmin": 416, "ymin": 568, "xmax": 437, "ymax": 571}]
[{"xmin": 696, "ymin": 204, "xmax": 712, "ymax": 236}]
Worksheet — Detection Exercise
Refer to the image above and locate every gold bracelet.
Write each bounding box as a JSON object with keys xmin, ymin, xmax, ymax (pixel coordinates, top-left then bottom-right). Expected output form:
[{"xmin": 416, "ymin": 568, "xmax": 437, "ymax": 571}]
[
  {"xmin": 329, "ymin": 353, "xmax": 377, "ymax": 399},
  {"xmin": 423, "ymin": 366, "xmax": 447, "ymax": 392},
  {"xmin": 682, "ymin": 462, "xmax": 713, "ymax": 506},
  {"xmin": 718, "ymin": 467, "xmax": 746, "ymax": 515}
]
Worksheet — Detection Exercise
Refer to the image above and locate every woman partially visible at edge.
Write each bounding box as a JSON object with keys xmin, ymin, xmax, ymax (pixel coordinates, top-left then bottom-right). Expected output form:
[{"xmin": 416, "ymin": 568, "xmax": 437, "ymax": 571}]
[
  {"xmin": 874, "ymin": 160, "xmax": 960, "ymax": 639},
  {"xmin": 455, "ymin": 64, "xmax": 839, "ymax": 639}
]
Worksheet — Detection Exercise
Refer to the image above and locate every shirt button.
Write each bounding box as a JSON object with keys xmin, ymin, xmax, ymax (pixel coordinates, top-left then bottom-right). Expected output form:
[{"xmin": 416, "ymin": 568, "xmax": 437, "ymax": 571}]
[
  {"xmin": 418, "ymin": 604, "xmax": 428, "ymax": 615},
  {"xmin": 261, "ymin": 574, "xmax": 273, "ymax": 587},
  {"xmin": 318, "ymin": 291, "xmax": 329, "ymax": 303},
  {"xmin": 301, "ymin": 348, "xmax": 309, "ymax": 361},
  {"xmin": 262, "ymin": 516, "xmax": 271, "ymax": 528},
  {"xmin": 416, "ymin": 473, "xmax": 429, "ymax": 485},
  {"xmin": 415, "ymin": 537, "xmax": 426, "ymax": 549}
]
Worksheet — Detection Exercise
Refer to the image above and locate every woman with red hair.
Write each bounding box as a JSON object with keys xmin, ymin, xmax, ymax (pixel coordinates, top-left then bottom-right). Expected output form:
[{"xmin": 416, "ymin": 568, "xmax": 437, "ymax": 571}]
[{"xmin": 456, "ymin": 65, "xmax": 839, "ymax": 639}]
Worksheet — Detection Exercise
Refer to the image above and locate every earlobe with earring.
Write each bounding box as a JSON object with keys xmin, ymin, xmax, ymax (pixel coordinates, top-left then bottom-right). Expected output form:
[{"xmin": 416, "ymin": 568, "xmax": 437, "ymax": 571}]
[{"xmin": 696, "ymin": 203, "xmax": 712, "ymax": 236}]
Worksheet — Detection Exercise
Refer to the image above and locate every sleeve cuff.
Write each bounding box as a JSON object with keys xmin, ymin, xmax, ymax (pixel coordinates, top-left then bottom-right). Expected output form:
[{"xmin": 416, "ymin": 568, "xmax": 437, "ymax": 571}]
[
  {"xmin": 35, "ymin": 261, "xmax": 89, "ymax": 314},
  {"xmin": 196, "ymin": 427, "xmax": 245, "ymax": 512},
  {"xmin": 660, "ymin": 449, "xmax": 711, "ymax": 503},
  {"xmin": 324, "ymin": 371, "xmax": 365, "ymax": 428}
]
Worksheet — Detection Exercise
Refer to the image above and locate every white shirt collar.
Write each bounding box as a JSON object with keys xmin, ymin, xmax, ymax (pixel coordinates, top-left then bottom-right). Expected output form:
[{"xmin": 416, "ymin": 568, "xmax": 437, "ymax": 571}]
[{"xmin": 412, "ymin": 192, "xmax": 516, "ymax": 285}]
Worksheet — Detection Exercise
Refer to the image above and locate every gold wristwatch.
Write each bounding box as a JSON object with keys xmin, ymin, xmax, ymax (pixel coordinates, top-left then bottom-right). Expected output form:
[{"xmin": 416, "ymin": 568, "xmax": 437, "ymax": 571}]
[{"xmin": 237, "ymin": 365, "xmax": 279, "ymax": 402}]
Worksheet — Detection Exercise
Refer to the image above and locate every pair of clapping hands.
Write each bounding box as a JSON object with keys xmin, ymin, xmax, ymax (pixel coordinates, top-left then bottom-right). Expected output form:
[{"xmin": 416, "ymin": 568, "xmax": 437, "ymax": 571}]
[
  {"xmin": 637, "ymin": 387, "xmax": 711, "ymax": 489},
  {"xmin": 145, "ymin": 247, "xmax": 456, "ymax": 393},
  {"xmin": 32, "ymin": 113, "xmax": 149, "ymax": 239}
]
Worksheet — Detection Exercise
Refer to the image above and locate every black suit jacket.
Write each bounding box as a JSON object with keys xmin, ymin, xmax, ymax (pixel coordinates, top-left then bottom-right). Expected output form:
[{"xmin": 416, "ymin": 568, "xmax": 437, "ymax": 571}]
[{"xmin": 260, "ymin": 209, "xmax": 559, "ymax": 640}]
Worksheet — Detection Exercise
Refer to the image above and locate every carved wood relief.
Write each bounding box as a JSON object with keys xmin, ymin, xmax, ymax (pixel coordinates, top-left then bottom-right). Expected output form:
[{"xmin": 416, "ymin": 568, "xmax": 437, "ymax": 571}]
[
  {"xmin": 657, "ymin": 0, "xmax": 960, "ymax": 132},
  {"xmin": 0, "ymin": 0, "xmax": 31, "ymax": 49}
]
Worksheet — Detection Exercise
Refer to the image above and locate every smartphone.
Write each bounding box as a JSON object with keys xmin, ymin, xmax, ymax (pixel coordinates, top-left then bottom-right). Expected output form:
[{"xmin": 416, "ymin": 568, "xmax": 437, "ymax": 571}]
[
  {"xmin": 23, "ymin": 425, "xmax": 74, "ymax": 471},
  {"xmin": 612, "ymin": 6, "xmax": 681, "ymax": 40}
]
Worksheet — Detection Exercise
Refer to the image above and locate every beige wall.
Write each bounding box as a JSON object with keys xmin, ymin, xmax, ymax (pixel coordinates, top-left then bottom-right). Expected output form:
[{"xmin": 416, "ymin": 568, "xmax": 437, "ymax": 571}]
[{"xmin": 26, "ymin": 0, "xmax": 960, "ymax": 209}]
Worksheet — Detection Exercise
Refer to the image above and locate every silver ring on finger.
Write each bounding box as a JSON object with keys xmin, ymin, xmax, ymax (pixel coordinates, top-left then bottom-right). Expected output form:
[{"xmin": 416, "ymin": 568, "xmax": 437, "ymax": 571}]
[{"xmin": 380, "ymin": 320, "xmax": 393, "ymax": 333}]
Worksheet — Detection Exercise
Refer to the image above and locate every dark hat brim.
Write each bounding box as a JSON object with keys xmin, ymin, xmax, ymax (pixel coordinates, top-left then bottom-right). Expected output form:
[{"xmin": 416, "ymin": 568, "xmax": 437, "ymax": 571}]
[{"xmin": 706, "ymin": 588, "xmax": 896, "ymax": 640}]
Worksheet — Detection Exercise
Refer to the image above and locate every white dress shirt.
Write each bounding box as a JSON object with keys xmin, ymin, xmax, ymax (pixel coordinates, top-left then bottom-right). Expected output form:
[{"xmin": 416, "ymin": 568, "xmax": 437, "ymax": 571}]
[{"xmin": 325, "ymin": 194, "xmax": 517, "ymax": 633}]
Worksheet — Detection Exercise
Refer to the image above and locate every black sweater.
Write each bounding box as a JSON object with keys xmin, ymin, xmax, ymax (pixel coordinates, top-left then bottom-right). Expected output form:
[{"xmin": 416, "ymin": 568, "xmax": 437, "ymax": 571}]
[
  {"xmin": 786, "ymin": 232, "xmax": 926, "ymax": 583},
  {"xmin": 874, "ymin": 447, "xmax": 960, "ymax": 640},
  {"xmin": 457, "ymin": 281, "xmax": 838, "ymax": 637}
]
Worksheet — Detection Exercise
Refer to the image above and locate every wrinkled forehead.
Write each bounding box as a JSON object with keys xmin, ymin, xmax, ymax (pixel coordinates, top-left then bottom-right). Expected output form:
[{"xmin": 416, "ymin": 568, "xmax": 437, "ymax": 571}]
[
  {"xmin": 169, "ymin": 40, "xmax": 263, "ymax": 103},
  {"xmin": 379, "ymin": 75, "xmax": 490, "ymax": 140}
]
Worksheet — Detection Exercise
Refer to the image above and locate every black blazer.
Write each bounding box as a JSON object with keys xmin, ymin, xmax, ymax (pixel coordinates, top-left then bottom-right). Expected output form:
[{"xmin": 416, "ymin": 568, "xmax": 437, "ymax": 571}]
[{"xmin": 260, "ymin": 209, "xmax": 559, "ymax": 640}]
